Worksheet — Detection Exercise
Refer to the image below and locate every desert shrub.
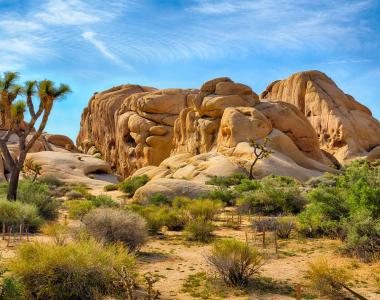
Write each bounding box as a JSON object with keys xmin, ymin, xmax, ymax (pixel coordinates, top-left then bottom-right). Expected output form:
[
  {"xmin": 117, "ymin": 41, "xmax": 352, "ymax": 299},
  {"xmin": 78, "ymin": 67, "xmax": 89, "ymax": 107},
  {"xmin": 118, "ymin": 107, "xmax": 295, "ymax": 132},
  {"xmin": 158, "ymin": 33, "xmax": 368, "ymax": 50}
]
[
  {"xmin": 0, "ymin": 274, "xmax": 24, "ymax": 300},
  {"xmin": 172, "ymin": 196, "xmax": 191, "ymax": 208},
  {"xmin": 207, "ymin": 239, "xmax": 265, "ymax": 287},
  {"xmin": 129, "ymin": 205, "xmax": 188, "ymax": 233},
  {"xmin": 70, "ymin": 184, "xmax": 92, "ymax": 199},
  {"xmin": 205, "ymin": 187, "xmax": 237, "ymax": 205},
  {"xmin": 103, "ymin": 183, "xmax": 119, "ymax": 191},
  {"xmin": 41, "ymin": 222, "xmax": 69, "ymax": 245},
  {"xmin": 275, "ymin": 216, "xmax": 297, "ymax": 239},
  {"xmin": 129, "ymin": 205, "xmax": 164, "ymax": 234},
  {"xmin": 16, "ymin": 180, "xmax": 60, "ymax": 220},
  {"xmin": 234, "ymin": 178, "xmax": 261, "ymax": 193},
  {"xmin": 0, "ymin": 199, "xmax": 42, "ymax": 232},
  {"xmin": 66, "ymin": 200, "xmax": 95, "ymax": 220},
  {"xmin": 206, "ymin": 173, "xmax": 248, "ymax": 187},
  {"xmin": 37, "ymin": 175, "xmax": 63, "ymax": 187},
  {"xmin": 185, "ymin": 217, "xmax": 214, "ymax": 242},
  {"xmin": 343, "ymin": 210, "xmax": 380, "ymax": 262},
  {"xmin": 89, "ymin": 194, "xmax": 118, "ymax": 208},
  {"xmin": 252, "ymin": 217, "xmax": 277, "ymax": 232},
  {"xmin": 66, "ymin": 190, "xmax": 84, "ymax": 200},
  {"xmin": 237, "ymin": 175, "xmax": 305, "ymax": 215},
  {"xmin": 306, "ymin": 258, "xmax": 350, "ymax": 298},
  {"xmin": 149, "ymin": 193, "xmax": 170, "ymax": 206},
  {"xmin": 187, "ymin": 199, "xmax": 223, "ymax": 221},
  {"xmin": 83, "ymin": 208, "xmax": 147, "ymax": 251},
  {"xmin": 7, "ymin": 240, "xmax": 136, "ymax": 299},
  {"xmin": 119, "ymin": 175, "xmax": 149, "ymax": 196},
  {"xmin": 160, "ymin": 209, "xmax": 189, "ymax": 231}
]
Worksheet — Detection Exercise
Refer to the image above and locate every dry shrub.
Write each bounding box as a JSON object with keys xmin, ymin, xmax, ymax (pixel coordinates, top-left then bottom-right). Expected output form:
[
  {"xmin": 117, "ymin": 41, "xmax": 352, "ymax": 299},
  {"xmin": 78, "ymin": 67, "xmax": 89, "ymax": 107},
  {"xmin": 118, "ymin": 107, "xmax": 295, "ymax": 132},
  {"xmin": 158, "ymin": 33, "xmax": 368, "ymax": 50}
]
[
  {"xmin": 185, "ymin": 217, "xmax": 214, "ymax": 243},
  {"xmin": 83, "ymin": 208, "xmax": 147, "ymax": 251},
  {"xmin": 275, "ymin": 216, "xmax": 297, "ymax": 239},
  {"xmin": 7, "ymin": 240, "xmax": 136, "ymax": 299},
  {"xmin": 306, "ymin": 258, "xmax": 350, "ymax": 299},
  {"xmin": 187, "ymin": 199, "xmax": 223, "ymax": 221},
  {"xmin": 207, "ymin": 239, "xmax": 265, "ymax": 287}
]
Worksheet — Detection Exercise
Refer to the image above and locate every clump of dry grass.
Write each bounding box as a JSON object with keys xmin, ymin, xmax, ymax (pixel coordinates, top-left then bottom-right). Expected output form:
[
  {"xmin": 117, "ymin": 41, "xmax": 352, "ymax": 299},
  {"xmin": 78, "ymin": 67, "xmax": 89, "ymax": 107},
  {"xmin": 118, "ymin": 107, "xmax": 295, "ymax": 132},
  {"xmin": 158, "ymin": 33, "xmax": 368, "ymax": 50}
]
[{"xmin": 305, "ymin": 258, "xmax": 350, "ymax": 298}]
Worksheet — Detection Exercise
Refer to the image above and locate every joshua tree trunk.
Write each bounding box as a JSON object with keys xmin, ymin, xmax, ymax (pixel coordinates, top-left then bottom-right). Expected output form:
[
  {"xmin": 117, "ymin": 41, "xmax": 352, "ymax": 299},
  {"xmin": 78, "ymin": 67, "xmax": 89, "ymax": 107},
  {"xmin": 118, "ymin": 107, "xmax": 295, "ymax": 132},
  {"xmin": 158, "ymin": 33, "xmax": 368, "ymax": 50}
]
[{"xmin": 7, "ymin": 165, "xmax": 21, "ymax": 200}]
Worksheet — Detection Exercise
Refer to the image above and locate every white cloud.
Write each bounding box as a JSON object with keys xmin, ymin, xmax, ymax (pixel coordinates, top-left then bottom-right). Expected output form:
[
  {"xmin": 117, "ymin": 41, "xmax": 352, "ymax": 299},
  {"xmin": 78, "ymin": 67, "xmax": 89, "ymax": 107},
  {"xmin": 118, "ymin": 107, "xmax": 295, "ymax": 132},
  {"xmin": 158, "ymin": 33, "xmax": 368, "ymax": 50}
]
[
  {"xmin": 0, "ymin": 20, "xmax": 44, "ymax": 33},
  {"xmin": 35, "ymin": 0, "xmax": 100, "ymax": 25},
  {"xmin": 82, "ymin": 31, "xmax": 131, "ymax": 69}
]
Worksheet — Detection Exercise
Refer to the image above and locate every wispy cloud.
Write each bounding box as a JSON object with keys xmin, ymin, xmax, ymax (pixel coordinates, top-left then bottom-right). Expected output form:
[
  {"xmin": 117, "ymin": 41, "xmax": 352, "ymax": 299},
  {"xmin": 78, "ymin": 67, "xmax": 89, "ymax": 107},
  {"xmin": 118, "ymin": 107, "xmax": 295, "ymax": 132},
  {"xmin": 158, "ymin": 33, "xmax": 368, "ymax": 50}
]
[
  {"xmin": 0, "ymin": 0, "xmax": 378, "ymax": 70},
  {"xmin": 35, "ymin": 0, "xmax": 100, "ymax": 25},
  {"xmin": 82, "ymin": 31, "xmax": 131, "ymax": 69}
]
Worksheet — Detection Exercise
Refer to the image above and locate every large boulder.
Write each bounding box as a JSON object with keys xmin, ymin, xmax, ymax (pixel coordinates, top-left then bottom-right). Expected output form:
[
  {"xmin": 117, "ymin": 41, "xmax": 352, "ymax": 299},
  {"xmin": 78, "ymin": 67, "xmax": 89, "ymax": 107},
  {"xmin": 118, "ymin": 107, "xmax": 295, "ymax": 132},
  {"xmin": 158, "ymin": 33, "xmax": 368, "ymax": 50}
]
[
  {"xmin": 25, "ymin": 151, "xmax": 114, "ymax": 188},
  {"xmin": 133, "ymin": 178, "xmax": 213, "ymax": 204},
  {"xmin": 261, "ymin": 70, "xmax": 380, "ymax": 162}
]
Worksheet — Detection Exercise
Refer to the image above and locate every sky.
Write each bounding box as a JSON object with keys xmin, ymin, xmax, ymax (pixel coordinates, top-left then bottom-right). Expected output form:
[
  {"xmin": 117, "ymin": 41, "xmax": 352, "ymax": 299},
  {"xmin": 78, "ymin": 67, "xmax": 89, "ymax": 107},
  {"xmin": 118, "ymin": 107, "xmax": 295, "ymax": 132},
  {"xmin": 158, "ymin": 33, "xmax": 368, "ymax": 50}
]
[{"xmin": 0, "ymin": 0, "xmax": 379, "ymax": 141}]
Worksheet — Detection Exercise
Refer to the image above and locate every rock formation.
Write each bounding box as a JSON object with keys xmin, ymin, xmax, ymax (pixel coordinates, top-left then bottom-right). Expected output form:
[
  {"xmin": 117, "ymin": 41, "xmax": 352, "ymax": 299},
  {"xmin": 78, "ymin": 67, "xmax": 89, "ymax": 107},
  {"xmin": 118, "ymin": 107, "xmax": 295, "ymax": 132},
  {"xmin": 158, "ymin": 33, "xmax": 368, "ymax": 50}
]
[
  {"xmin": 261, "ymin": 70, "xmax": 380, "ymax": 162},
  {"xmin": 0, "ymin": 131, "xmax": 114, "ymax": 187},
  {"xmin": 78, "ymin": 74, "xmax": 368, "ymax": 199}
]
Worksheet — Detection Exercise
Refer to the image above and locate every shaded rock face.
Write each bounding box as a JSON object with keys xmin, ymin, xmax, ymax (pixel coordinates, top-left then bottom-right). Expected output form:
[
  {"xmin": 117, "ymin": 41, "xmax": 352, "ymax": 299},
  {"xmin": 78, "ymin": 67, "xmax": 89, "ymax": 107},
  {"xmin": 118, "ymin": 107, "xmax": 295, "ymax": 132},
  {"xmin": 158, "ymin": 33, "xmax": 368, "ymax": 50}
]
[
  {"xmin": 261, "ymin": 70, "xmax": 380, "ymax": 162},
  {"xmin": 78, "ymin": 76, "xmax": 339, "ymax": 187},
  {"xmin": 77, "ymin": 85, "xmax": 199, "ymax": 177}
]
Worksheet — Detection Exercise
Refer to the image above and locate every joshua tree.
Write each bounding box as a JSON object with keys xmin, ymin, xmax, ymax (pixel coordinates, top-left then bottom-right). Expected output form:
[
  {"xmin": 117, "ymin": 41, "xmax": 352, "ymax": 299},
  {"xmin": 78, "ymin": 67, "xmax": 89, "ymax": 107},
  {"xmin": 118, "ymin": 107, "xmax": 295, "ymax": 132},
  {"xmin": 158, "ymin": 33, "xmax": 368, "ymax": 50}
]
[
  {"xmin": 0, "ymin": 72, "xmax": 71, "ymax": 200},
  {"xmin": 248, "ymin": 137, "xmax": 273, "ymax": 180}
]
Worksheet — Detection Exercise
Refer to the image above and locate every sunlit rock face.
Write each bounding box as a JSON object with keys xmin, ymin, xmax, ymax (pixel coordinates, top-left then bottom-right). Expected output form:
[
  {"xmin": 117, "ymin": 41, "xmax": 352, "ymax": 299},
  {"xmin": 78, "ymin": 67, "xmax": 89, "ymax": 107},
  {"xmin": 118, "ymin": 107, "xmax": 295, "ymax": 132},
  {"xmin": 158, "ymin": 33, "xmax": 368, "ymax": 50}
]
[
  {"xmin": 77, "ymin": 74, "xmax": 346, "ymax": 184},
  {"xmin": 261, "ymin": 70, "xmax": 380, "ymax": 162}
]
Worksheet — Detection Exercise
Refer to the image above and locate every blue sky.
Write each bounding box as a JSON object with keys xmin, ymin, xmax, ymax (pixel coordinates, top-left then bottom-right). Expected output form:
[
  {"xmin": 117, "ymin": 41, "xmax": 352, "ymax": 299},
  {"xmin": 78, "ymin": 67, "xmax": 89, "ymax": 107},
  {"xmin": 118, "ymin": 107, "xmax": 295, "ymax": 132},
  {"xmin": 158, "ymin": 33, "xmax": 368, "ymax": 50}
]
[{"xmin": 0, "ymin": 0, "xmax": 379, "ymax": 141}]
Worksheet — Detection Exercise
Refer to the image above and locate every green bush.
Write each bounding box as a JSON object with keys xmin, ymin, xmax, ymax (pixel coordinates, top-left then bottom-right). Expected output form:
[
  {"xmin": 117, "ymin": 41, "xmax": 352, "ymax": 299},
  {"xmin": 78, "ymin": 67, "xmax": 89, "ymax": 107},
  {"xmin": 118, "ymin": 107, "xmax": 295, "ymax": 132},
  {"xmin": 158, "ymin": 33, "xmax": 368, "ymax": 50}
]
[
  {"xmin": 16, "ymin": 180, "xmax": 59, "ymax": 220},
  {"xmin": 89, "ymin": 194, "xmax": 118, "ymax": 208},
  {"xmin": 0, "ymin": 275, "xmax": 24, "ymax": 300},
  {"xmin": 237, "ymin": 175, "xmax": 305, "ymax": 215},
  {"xmin": 172, "ymin": 196, "xmax": 191, "ymax": 208},
  {"xmin": 128, "ymin": 205, "xmax": 164, "ymax": 234},
  {"xmin": 185, "ymin": 217, "xmax": 214, "ymax": 242},
  {"xmin": 66, "ymin": 200, "xmax": 95, "ymax": 220},
  {"xmin": 66, "ymin": 184, "xmax": 93, "ymax": 199},
  {"xmin": 160, "ymin": 208, "xmax": 189, "ymax": 231},
  {"xmin": 103, "ymin": 183, "xmax": 119, "ymax": 191},
  {"xmin": 343, "ymin": 210, "xmax": 380, "ymax": 262},
  {"xmin": 234, "ymin": 178, "xmax": 261, "ymax": 193},
  {"xmin": 149, "ymin": 193, "xmax": 170, "ymax": 206},
  {"xmin": 8, "ymin": 240, "xmax": 136, "ymax": 299},
  {"xmin": 129, "ymin": 205, "xmax": 188, "ymax": 233},
  {"xmin": 205, "ymin": 187, "xmax": 236, "ymax": 206},
  {"xmin": 298, "ymin": 161, "xmax": 380, "ymax": 261},
  {"xmin": 187, "ymin": 199, "xmax": 223, "ymax": 221},
  {"xmin": 119, "ymin": 175, "xmax": 149, "ymax": 196},
  {"xmin": 206, "ymin": 173, "xmax": 248, "ymax": 187},
  {"xmin": 207, "ymin": 239, "xmax": 264, "ymax": 286},
  {"xmin": 0, "ymin": 199, "xmax": 42, "ymax": 232},
  {"xmin": 83, "ymin": 208, "xmax": 147, "ymax": 251},
  {"xmin": 37, "ymin": 175, "xmax": 63, "ymax": 187}
]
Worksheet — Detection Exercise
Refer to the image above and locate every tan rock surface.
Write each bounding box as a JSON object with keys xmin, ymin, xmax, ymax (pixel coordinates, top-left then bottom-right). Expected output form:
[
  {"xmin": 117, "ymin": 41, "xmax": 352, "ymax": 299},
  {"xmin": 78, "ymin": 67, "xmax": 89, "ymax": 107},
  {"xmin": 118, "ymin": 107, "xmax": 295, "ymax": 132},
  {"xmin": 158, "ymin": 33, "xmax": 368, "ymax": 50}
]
[
  {"xmin": 25, "ymin": 151, "xmax": 114, "ymax": 188},
  {"xmin": 133, "ymin": 178, "xmax": 213, "ymax": 204},
  {"xmin": 261, "ymin": 70, "xmax": 380, "ymax": 162},
  {"xmin": 78, "ymin": 73, "xmax": 379, "ymax": 187}
]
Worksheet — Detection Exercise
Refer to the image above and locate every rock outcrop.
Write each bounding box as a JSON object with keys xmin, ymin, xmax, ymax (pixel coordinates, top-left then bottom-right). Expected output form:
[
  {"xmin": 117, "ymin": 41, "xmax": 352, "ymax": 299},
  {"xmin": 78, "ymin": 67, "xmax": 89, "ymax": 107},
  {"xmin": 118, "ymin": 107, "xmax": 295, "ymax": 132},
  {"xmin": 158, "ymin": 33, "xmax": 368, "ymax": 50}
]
[
  {"xmin": 77, "ymin": 75, "xmax": 348, "ymax": 200},
  {"xmin": 77, "ymin": 71, "xmax": 380, "ymax": 199},
  {"xmin": 261, "ymin": 70, "xmax": 380, "ymax": 162},
  {"xmin": 0, "ymin": 131, "xmax": 114, "ymax": 187}
]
